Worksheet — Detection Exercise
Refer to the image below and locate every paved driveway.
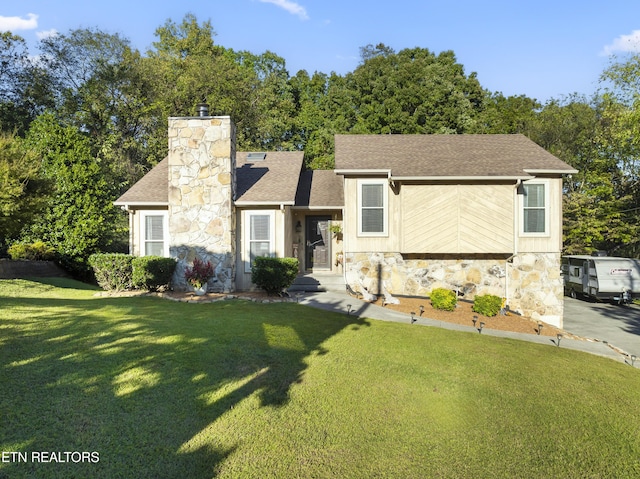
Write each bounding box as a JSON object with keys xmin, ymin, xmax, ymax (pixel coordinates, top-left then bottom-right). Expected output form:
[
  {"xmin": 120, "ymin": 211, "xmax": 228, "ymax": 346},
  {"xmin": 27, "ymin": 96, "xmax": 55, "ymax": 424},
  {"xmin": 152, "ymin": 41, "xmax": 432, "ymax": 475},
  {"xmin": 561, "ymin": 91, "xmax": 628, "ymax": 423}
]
[{"xmin": 563, "ymin": 297, "xmax": 640, "ymax": 358}]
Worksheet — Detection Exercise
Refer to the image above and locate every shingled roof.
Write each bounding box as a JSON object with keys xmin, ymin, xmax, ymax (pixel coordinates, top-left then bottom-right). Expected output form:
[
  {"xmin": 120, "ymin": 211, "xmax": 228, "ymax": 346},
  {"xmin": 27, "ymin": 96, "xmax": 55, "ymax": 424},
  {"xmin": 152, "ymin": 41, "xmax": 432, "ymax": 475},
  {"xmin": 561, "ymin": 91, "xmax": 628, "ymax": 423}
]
[
  {"xmin": 114, "ymin": 157, "xmax": 169, "ymax": 205},
  {"xmin": 294, "ymin": 170, "xmax": 344, "ymax": 209},
  {"xmin": 235, "ymin": 151, "xmax": 304, "ymax": 205},
  {"xmin": 114, "ymin": 151, "xmax": 307, "ymax": 207},
  {"xmin": 334, "ymin": 134, "xmax": 577, "ymax": 179}
]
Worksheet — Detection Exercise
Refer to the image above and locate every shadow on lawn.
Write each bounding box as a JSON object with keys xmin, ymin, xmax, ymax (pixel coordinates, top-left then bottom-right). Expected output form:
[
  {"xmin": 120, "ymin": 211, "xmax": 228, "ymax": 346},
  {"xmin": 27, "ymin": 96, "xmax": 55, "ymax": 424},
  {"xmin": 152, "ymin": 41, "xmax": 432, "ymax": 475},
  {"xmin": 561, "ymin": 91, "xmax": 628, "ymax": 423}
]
[{"xmin": 0, "ymin": 290, "xmax": 369, "ymax": 478}]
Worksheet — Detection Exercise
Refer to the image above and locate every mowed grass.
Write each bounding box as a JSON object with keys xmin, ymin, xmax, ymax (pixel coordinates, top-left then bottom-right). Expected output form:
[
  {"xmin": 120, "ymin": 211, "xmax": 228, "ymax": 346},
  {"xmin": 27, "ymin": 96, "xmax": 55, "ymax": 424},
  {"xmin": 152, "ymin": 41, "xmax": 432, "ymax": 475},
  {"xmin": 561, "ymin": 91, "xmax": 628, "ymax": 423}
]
[{"xmin": 1, "ymin": 279, "xmax": 640, "ymax": 478}]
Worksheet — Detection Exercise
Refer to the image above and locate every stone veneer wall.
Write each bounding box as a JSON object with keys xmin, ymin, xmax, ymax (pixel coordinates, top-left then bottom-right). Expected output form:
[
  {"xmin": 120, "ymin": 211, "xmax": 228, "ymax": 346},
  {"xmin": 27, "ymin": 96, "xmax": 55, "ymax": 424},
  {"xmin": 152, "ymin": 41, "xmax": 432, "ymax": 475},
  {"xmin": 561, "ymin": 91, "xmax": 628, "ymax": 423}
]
[
  {"xmin": 168, "ymin": 116, "xmax": 236, "ymax": 292},
  {"xmin": 344, "ymin": 252, "xmax": 564, "ymax": 328}
]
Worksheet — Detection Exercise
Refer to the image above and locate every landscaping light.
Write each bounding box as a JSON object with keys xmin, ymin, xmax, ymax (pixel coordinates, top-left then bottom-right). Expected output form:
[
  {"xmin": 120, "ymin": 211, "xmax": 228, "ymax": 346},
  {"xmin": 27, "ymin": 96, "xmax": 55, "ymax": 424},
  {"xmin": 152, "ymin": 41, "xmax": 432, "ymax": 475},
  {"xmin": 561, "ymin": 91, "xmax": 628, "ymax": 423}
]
[
  {"xmin": 346, "ymin": 304, "xmax": 352, "ymax": 315},
  {"xmin": 295, "ymin": 293, "xmax": 302, "ymax": 303},
  {"xmin": 537, "ymin": 322, "xmax": 543, "ymax": 335},
  {"xmin": 419, "ymin": 305, "xmax": 425, "ymax": 316},
  {"xmin": 556, "ymin": 333, "xmax": 562, "ymax": 347},
  {"xmin": 472, "ymin": 315, "xmax": 478, "ymax": 328},
  {"xmin": 478, "ymin": 321, "xmax": 485, "ymax": 334},
  {"xmin": 631, "ymin": 355, "xmax": 637, "ymax": 367},
  {"xmin": 411, "ymin": 312, "xmax": 416, "ymax": 324}
]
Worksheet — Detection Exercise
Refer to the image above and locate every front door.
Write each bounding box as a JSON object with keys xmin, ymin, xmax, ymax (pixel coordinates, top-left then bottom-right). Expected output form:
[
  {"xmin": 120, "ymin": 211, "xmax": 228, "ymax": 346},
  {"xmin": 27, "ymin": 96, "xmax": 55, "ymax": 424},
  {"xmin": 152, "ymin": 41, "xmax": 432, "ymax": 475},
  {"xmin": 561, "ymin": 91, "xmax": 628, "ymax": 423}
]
[{"xmin": 306, "ymin": 216, "xmax": 331, "ymax": 270}]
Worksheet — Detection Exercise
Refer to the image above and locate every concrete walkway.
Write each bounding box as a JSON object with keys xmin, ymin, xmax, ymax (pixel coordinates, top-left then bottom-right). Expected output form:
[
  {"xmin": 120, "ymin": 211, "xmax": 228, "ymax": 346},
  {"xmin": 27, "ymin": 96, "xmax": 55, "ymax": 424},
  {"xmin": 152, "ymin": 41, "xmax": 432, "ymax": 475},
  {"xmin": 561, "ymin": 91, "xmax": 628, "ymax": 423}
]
[{"xmin": 296, "ymin": 290, "xmax": 638, "ymax": 368}]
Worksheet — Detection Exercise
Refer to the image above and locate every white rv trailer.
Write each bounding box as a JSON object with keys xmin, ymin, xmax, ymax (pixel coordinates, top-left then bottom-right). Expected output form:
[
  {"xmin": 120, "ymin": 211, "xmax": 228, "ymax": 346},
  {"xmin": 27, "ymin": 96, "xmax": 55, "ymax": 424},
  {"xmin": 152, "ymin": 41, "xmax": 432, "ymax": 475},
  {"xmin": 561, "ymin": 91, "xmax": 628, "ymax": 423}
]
[{"xmin": 562, "ymin": 254, "xmax": 640, "ymax": 304}]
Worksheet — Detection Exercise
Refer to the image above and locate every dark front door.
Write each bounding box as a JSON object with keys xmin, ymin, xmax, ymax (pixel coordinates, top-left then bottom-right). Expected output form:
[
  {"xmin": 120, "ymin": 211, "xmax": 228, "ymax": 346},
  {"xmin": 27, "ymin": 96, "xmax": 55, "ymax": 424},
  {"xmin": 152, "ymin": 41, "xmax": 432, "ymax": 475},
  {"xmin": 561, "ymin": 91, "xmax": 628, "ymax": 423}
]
[{"xmin": 306, "ymin": 216, "xmax": 331, "ymax": 270}]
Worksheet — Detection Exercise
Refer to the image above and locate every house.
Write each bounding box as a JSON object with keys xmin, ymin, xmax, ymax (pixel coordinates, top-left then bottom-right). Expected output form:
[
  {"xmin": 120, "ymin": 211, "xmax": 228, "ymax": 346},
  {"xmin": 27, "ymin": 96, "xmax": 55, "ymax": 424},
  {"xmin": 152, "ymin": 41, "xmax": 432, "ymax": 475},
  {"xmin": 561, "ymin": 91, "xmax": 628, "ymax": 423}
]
[{"xmin": 115, "ymin": 109, "xmax": 577, "ymax": 327}]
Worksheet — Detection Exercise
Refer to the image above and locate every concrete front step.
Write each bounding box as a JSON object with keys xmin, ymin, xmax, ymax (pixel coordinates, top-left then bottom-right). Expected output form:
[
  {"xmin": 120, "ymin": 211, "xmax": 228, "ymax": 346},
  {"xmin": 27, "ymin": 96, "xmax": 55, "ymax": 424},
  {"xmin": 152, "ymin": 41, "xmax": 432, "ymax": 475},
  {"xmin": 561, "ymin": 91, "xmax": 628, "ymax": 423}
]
[{"xmin": 288, "ymin": 272, "xmax": 345, "ymax": 293}]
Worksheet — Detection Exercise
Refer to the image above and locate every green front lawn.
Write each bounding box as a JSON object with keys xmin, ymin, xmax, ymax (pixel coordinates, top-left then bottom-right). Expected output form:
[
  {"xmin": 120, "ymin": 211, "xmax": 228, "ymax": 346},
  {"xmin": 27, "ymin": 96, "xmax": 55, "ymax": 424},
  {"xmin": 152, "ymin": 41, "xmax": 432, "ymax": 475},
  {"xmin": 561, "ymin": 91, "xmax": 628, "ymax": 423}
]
[{"xmin": 1, "ymin": 278, "xmax": 639, "ymax": 478}]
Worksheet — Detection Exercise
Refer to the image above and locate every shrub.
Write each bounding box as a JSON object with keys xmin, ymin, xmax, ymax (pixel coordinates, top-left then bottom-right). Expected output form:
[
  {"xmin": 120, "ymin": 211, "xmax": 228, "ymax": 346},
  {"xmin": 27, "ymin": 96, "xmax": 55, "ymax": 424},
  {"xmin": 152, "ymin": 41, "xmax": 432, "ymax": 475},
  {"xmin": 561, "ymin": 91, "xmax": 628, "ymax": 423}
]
[
  {"xmin": 430, "ymin": 288, "xmax": 458, "ymax": 311},
  {"xmin": 8, "ymin": 241, "xmax": 56, "ymax": 261},
  {"xmin": 251, "ymin": 257, "xmax": 299, "ymax": 295},
  {"xmin": 132, "ymin": 256, "xmax": 177, "ymax": 291},
  {"xmin": 88, "ymin": 253, "xmax": 134, "ymax": 291},
  {"xmin": 473, "ymin": 294, "xmax": 504, "ymax": 317}
]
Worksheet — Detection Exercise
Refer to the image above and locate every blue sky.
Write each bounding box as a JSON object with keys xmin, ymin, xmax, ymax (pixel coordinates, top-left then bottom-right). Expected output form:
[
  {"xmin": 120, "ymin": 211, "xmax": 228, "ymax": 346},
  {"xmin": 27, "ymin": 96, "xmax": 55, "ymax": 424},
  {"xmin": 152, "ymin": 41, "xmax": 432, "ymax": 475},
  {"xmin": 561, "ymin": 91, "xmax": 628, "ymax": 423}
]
[{"xmin": 2, "ymin": 0, "xmax": 640, "ymax": 102}]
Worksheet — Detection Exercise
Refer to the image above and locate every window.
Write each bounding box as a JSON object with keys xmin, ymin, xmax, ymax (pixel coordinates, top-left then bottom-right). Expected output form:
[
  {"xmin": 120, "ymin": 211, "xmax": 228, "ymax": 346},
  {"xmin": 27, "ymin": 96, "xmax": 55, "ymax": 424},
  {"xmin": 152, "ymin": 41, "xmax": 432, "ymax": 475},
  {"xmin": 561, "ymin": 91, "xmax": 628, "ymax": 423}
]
[
  {"xmin": 244, "ymin": 210, "xmax": 275, "ymax": 272},
  {"xmin": 521, "ymin": 181, "xmax": 548, "ymax": 235},
  {"xmin": 143, "ymin": 214, "xmax": 167, "ymax": 256},
  {"xmin": 358, "ymin": 179, "xmax": 388, "ymax": 236}
]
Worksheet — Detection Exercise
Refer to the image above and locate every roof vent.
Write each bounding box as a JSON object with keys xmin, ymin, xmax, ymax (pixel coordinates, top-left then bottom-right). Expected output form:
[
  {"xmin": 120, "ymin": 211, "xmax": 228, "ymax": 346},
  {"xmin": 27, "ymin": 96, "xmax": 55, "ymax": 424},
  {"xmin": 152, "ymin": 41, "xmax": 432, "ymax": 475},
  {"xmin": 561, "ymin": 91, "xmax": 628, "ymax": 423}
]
[
  {"xmin": 196, "ymin": 103, "xmax": 209, "ymax": 117},
  {"xmin": 246, "ymin": 152, "xmax": 267, "ymax": 161}
]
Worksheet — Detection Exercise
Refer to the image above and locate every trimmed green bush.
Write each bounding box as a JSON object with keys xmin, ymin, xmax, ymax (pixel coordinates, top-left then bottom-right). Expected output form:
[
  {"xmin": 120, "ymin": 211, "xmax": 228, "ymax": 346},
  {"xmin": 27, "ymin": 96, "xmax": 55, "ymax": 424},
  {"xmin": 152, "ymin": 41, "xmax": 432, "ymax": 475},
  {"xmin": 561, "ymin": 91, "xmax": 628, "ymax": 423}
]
[
  {"xmin": 251, "ymin": 256, "xmax": 299, "ymax": 295},
  {"xmin": 473, "ymin": 294, "xmax": 504, "ymax": 317},
  {"xmin": 132, "ymin": 256, "xmax": 177, "ymax": 291},
  {"xmin": 88, "ymin": 253, "xmax": 134, "ymax": 291},
  {"xmin": 7, "ymin": 241, "xmax": 56, "ymax": 261},
  {"xmin": 430, "ymin": 288, "xmax": 458, "ymax": 311}
]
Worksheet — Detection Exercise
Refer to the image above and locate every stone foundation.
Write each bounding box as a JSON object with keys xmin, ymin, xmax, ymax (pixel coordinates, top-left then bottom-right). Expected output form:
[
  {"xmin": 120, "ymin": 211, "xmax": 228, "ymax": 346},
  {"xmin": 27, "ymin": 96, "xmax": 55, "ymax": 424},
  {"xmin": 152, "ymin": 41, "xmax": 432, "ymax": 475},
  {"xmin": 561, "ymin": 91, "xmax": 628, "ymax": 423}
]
[{"xmin": 345, "ymin": 252, "xmax": 564, "ymax": 328}]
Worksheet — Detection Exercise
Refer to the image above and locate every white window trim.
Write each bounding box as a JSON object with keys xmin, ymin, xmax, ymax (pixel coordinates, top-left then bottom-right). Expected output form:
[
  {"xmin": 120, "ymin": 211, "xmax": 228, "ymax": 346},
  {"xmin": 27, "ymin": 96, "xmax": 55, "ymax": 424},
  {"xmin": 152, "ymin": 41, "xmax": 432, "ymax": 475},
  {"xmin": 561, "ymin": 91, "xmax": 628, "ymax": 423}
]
[
  {"xmin": 243, "ymin": 210, "xmax": 276, "ymax": 273},
  {"xmin": 357, "ymin": 179, "xmax": 389, "ymax": 237},
  {"xmin": 139, "ymin": 211, "xmax": 169, "ymax": 257},
  {"xmin": 519, "ymin": 179, "xmax": 550, "ymax": 237}
]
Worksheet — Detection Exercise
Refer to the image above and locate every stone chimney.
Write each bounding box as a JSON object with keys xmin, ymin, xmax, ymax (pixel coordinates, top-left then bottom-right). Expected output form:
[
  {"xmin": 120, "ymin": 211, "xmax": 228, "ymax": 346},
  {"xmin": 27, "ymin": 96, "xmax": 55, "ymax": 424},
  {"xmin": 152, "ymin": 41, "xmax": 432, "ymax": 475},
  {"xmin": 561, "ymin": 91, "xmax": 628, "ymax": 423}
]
[{"xmin": 167, "ymin": 110, "xmax": 236, "ymax": 292}]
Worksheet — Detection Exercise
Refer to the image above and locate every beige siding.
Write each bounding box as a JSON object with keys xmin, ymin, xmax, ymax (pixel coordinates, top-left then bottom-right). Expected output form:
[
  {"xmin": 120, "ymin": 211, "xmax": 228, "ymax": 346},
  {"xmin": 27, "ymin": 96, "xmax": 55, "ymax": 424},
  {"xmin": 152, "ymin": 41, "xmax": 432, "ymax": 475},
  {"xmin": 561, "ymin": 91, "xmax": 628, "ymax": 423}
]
[
  {"xmin": 129, "ymin": 207, "xmax": 170, "ymax": 257},
  {"xmin": 401, "ymin": 185, "xmax": 458, "ymax": 253},
  {"xmin": 459, "ymin": 185, "xmax": 513, "ymax": 252},
  {"xmin": 517, "ymin": 178, "xmax": 563, "ymax": 253},
  {"xmin": 235, "ymin": 206, "xmax": 291, "ymax": 291},
  {"xmin": 401, "ymin": 184, "xmax": 514, "ymax": 254},
  {"xmin": 342, "ymin": 177, "xmax": 400, "ymax": 253},
  {"xmin": 343, "ymin": 176, "xmax": 564, "ymax": 256}
]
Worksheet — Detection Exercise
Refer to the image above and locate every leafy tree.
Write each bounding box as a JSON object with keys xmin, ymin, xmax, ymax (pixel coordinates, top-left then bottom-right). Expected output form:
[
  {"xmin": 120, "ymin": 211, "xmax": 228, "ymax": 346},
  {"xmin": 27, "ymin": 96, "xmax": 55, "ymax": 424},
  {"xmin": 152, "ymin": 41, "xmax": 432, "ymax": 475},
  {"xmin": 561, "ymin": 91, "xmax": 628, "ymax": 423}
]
[
  {"xmin": 475, "ymin": 92, "xmax": 539, "ymax": 134},
  {"xmin": 143, "ymin": 15, "xmax": 258, "ymax": 154},
  {"xmin": 529, "ymin": 95, "xmax": 601, "ymax": 190},
  {"xmin": 35, "ymin": 28, "xmax": 133, "ymax": 122},
  {"xmin": 32, "ymin": 28, "xmax": 157, "ymax": 187},
  {"xmin": 146, "ymin": 14, "xmax": 252, "ymax": 118},
  {"xmin": 0, "ymin": 32, "xmax": 33, "ymax": 134},
  {"xmin": 0, "ymin": 133, "xmax": 48, "ymax": 251},
  {"xmin": 596, "ymin": 56, "xmax": 640, "ymax": 255},
  {"xmin": 563, "ymin": 180, "xmax": 633, "ymax": 255},
  {"xmin": 289, "ymin": 70, "xmax": 338, "ymax": 168},
  {"xmin": 232, "ymin": 50, "xmax": 297, "ymax": 151},
  {"xmin": 526, "ymin": 93, "xmax": 639, "ymax": 256},
  {"xmin": 344, "ymin": 45, "xmax": 484, "ymax": 135},
  {"xmin": 23, "ymin": 113, "xmax": 126, "ymax": 261}
]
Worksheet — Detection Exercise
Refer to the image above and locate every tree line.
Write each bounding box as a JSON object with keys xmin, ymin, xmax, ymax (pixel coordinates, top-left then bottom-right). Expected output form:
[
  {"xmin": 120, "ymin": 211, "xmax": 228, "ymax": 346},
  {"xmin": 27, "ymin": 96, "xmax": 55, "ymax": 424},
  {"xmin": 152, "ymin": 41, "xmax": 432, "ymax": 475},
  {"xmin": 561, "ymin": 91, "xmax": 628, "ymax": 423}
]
[{"xmin": 1, "ymin": 13, "xmax": 639, "ymax": 272}]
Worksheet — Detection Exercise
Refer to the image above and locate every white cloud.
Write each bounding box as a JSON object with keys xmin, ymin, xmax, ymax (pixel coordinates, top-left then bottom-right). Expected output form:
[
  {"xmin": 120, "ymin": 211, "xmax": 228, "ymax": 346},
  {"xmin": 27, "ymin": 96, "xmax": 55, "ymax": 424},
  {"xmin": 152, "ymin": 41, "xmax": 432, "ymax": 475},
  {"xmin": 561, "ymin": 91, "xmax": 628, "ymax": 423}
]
[
  {"xmin": 0, "ymin": 13, "xmax": 38, "ymax": 32},
  {"xmin": 602, "ymin": 30, "xmax": 640, "ymax": 56},
  {"xmin": 259, "ymin": 0, "xmax": 309, "ymax": 20},
  {"xmin": 36, "ymin": 29, "xmax": 58, "ymax": 40}
]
